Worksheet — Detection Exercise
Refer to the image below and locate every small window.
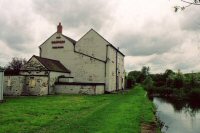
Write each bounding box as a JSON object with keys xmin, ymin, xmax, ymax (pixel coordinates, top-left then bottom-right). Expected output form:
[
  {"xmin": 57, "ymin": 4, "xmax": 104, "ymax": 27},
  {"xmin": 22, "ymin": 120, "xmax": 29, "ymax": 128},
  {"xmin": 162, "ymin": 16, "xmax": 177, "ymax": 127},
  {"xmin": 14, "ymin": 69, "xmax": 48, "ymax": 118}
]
[{"xmin": 29, "ymin": 77, "xmax": 36, "ymax": 87}]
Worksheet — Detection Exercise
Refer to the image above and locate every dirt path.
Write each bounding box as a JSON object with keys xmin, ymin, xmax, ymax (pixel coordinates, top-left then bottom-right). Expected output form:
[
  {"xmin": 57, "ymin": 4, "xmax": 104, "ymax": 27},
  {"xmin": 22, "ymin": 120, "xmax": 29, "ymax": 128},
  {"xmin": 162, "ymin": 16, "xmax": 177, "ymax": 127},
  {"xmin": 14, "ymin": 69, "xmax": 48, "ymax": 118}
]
[{"xmin": 141, "ymin": 122, "xmax": 157, "ymax": 133}]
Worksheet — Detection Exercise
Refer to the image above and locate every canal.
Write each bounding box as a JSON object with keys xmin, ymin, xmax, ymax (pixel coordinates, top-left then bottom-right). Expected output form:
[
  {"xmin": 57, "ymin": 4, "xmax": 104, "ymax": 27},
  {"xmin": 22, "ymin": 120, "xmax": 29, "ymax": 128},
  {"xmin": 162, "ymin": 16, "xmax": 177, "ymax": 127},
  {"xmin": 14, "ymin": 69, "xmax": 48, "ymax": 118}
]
[{"xmin": 153, "ymin": 97, "xmax": 200, "ymax": 133}]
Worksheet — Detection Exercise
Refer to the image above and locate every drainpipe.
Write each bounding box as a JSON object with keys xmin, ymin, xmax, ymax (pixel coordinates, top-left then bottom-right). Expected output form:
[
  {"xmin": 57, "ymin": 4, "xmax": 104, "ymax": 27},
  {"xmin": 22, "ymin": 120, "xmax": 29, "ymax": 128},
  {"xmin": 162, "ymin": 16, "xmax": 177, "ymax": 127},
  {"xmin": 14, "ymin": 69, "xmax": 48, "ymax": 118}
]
[
  {"xmin": 47, "ymin": 71, "xmax": 50, "ymax": 95},
  {"xmin": 39, "ymin": 47, "xmax": 42, "ymax": 57},
  {"xmin": 104, "ymin": 45, "xmax": 109, "ymax": 92},
  {"xmin": 105, "ymin": 45, "xmax": 108, "ymax": 77},
  {"xmin": 116, "ymin": 51, "xmax": 118, "ymax": 91}
]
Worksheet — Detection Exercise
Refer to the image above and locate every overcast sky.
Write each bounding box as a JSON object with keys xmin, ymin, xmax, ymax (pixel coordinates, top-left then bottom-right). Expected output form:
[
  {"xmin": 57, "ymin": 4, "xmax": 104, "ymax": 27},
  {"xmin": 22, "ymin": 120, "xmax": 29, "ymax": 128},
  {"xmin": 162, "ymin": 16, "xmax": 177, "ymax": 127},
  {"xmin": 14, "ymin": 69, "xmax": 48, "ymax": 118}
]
[{"xmin": 0, "ymin": 0, "xmax": 200, "ymax": 73}]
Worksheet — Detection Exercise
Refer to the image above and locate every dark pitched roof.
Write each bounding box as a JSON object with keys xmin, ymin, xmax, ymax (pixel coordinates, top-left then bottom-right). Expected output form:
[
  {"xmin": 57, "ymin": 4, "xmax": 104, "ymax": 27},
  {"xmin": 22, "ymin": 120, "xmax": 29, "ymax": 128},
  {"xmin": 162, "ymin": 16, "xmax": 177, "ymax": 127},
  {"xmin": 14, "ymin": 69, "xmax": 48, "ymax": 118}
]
[
  {"xmin": 33, "ymin": 55, "xmax": 71, "ymax": 73},
  {"xmin": 4, "ymin": 69, "xmax": 20, "ymax": 76},
  {"xmin": 62, "ymin": 34, "xmax": 76, "ymax": 45}
]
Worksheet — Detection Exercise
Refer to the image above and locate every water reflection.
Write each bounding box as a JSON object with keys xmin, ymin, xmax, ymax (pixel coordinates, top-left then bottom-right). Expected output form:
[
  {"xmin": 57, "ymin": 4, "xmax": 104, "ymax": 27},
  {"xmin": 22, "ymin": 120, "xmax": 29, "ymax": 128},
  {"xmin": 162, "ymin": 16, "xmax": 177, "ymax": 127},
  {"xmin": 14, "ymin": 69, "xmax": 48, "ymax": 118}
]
[{"xmin": 153, "ymin": 97, "xmax": 200, "ymax": 133}]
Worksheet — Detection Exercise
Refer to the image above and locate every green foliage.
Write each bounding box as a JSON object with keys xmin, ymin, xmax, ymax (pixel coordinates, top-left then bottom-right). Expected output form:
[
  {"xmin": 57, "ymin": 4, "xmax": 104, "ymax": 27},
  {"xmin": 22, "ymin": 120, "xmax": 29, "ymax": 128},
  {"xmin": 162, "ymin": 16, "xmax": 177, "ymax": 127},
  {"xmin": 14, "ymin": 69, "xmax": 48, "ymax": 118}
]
[
  {"xmin": 174, "ymin": 70, "xmax": 185, "ymax": 89},
  {"xmin": 166, "ymin": 72, "xmax": 175, "ymax": 88},
  {"xmin": 188, "ymin": 88, "xmax": 200, "ymax": 100},
  {"xmin": 163, "ymin": 69, "xmax": 175, "ymax": 79},
  {"xmin": 139, "ymin": 66, "xmax": 150, "ymax": 83},
  {"xmin": 137, "ymin": 66, "xmax": 200, "ymax": 100},
  {"xmin": 127, "ymin": 70, "xmax": 141, "ymax": 84},
  {"xmin": 188, "ymin": 72, "xmax": 197, "ymax": 87},
  {"xmin": 143, "ymin": 76, "xmax": 154, "ymax": 90},
  {"xmin": 127, "ymin": 66, "xmax": 151, "ymax": 88},
  {"xmin": 0, "ymin": 86, "xmax": 155, "ymax": 133},
  {"xmin": 141, "ymin": 66, "xmax": 150, "ymax": 77}
]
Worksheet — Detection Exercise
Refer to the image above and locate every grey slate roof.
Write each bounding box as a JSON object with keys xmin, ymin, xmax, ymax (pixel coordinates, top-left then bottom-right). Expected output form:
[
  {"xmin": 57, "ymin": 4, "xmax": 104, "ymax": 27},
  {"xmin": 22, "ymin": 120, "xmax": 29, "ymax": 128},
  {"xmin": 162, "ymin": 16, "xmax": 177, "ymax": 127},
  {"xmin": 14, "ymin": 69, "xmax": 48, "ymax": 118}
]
[
  {"xmin": 33, "ymin": 55, "xmax": 71, "ymax": 73},
  {"xmin": 62, "ymin": 34, "xmax": 76, "ymax": 45}
]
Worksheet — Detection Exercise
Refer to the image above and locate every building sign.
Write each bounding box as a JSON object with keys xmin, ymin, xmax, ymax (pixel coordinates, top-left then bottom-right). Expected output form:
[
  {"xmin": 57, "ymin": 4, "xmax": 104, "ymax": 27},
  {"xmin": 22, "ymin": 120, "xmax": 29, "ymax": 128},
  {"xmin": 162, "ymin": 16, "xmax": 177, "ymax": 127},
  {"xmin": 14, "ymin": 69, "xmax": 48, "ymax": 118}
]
[{"xmin": 52, "ymin": 40, "xmax": 65, "ymax": 48}]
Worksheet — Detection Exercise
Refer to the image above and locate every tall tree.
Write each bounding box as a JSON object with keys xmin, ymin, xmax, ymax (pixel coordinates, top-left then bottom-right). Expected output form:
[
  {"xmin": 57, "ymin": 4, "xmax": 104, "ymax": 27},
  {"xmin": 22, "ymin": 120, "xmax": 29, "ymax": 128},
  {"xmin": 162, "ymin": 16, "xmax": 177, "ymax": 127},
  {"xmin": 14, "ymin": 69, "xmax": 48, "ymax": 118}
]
[
  {"xmin": 127, "ymin": 71, "xmax": 141, "ymax": 83},
  {"xmin": 174, "ymin": 69, "xmax": 185, "ymax": 89},
  {"xmin": 139, "ymin": 66, "xmax": 150, "ymax": 83},
  {"xmin": 6, "ymin": 57, "xmax": 27, "ymax": 71}
]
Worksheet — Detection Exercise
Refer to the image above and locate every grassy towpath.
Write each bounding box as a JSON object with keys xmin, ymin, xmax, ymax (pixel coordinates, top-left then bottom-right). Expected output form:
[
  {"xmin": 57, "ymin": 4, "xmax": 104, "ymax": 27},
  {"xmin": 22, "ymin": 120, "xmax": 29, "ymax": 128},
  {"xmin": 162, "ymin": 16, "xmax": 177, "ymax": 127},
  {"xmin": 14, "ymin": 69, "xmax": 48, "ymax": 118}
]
[{"xmin": 0, "ymin": 86, "xmax": 155, "ymax": 133}]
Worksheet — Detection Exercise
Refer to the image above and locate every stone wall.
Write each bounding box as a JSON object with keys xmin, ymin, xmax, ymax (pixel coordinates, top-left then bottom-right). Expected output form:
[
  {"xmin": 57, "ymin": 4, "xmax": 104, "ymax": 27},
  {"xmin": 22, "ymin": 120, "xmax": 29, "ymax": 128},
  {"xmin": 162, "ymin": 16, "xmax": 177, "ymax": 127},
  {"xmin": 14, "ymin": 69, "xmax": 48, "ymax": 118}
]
[
  {"xmin": 55, "ymin": 83, "xmax": 105, "ymax": 94},
  {"xmin": 4, "ymin": 76, "xmax": 24, "ymax": 96},
  {"xmin": 24, "ymin": 76, "xmax": 48, "ymax": 95}
]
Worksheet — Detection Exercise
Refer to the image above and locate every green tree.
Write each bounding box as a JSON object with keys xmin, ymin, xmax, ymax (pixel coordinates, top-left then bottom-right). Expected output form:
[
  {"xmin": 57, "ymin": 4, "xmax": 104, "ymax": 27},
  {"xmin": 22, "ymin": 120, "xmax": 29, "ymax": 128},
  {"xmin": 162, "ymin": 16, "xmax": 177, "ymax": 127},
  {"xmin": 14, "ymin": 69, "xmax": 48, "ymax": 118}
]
[
  {"xmin": 127, "ymin": 71, "xmax": 141, "ymax": 83},
  {"xmin": 189, "ymin": 71, "xmax": 197, "ymax": 87},
  {"xmin": 139, "ymin": 66, "xmax": 150, "ymax": 83},
  {"xmin": 143, "ymin": 76, "xmax": 154, "ymax": 90},
  {"xmin": 174, "ymin": 70, "xmax": 185, "ymax": 89},
  {"xmin": 164, "ymin": 69, "xmax": 175, "ymax": 79},
  {"xmin": 164, "ymin": 69, "xmax": 175, "ymax": 87}
]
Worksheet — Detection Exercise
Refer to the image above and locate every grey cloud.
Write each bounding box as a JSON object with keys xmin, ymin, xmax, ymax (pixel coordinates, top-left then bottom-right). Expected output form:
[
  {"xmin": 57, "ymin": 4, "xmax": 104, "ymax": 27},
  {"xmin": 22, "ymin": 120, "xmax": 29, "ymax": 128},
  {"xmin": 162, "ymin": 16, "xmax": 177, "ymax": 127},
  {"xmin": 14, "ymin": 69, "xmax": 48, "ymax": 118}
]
[
  {"xmin": 115, "ymin": 31, "xmax": 182, "ymax": 56},
  {"xmin": 32, "ymin": 0, "xmax": 115, "ymax": 30},
  {"xmin": 113, "ymin": 15, "xmax": 185, "ymax": 56},
  {"xmin": 179, "ymin": 6, "xmax": 200, "ymax": 31},
  {"xmin": 0, "ymin": 20, "xmax": 33, "ymax": 51},
  {"xmin": 0, "ymin": 2, "xmax": 34, "ymax": 52},
  {"xmin": 175, "ymin": 63, "xmax": 192, "ymax": 70}
]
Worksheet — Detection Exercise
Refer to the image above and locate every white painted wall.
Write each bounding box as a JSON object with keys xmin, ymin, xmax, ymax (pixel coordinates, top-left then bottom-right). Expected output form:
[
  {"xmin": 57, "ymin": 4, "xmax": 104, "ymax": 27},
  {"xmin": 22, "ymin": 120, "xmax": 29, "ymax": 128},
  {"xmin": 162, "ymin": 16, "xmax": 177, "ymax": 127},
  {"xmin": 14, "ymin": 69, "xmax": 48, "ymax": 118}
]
[
  {"xmin": 55, "ymin": 84, "xmax": 104, "ymax": 94},
  {"xmin": 49, "ymin": 71, "xmax": 70, "ymax": 94},
  {"xmin": 106, "ymin": 46, "xmax": 116, "ymax": 92},
  {"xmin": 105, "ymin": 46, "xmax": 125, "ymax": 92},
  {"xmin": 40, "ymin": 32, "xmax": 76, "ymax": 77},
  {"xmin": 40, "ymin": 32, "xmax": 106, "ymax": 84},
  {"xmin": 118, "ymin": 53, "xmax": 125, "ymax": 90},
  {"xmin": 76, "ymin": 29, "xmax": 107, "ymax": 61},
  {"xmin": 58, "ymin": 77, "xmax": 74, "ymax": 82},
  {"xmin": 4, "ymin": 76, "xmax": 24, "ymax": 96}
]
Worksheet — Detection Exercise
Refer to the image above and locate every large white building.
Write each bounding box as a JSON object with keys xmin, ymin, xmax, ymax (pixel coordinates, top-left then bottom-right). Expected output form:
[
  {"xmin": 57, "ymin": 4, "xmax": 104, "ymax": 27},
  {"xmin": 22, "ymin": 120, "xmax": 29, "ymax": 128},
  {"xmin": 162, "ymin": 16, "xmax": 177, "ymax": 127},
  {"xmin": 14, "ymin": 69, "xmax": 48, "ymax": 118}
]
[
  {"xmin": 4, "ymin": 23, "xmax": 125, "ymax": 95},
  {"xmin": 40, "ymin": 23, "xmax": 125, "ymax": 91}
]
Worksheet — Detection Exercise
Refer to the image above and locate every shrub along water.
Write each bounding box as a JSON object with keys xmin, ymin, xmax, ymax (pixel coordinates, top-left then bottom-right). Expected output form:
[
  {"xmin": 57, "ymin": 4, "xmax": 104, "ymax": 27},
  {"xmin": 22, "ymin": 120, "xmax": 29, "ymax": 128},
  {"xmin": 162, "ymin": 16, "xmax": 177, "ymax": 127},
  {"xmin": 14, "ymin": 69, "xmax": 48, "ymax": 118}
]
[
  {"xmin": 127, "ymin": 67, "xmax": 200, "ymax": 100},
  {"xmin": 146, "ymin": 70, "xmax": 200, "ymax": 100}
]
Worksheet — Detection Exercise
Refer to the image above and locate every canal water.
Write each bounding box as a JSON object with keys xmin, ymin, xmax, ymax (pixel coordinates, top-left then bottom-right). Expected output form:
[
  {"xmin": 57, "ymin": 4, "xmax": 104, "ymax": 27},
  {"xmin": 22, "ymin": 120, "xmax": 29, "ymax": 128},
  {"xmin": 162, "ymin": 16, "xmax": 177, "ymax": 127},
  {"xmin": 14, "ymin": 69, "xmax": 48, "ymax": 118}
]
[{"xmin": 153, "ymin": 97, "xmax": 200, "ymax": 133}]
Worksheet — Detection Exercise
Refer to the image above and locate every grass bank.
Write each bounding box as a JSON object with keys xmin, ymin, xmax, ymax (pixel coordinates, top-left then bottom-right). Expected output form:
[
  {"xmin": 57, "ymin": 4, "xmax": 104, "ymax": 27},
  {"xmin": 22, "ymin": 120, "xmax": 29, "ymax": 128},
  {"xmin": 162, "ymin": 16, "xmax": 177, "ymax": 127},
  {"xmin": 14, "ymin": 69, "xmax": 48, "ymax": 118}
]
[{"xmin": 0, "ymin": 86, "xmax": 155, "ymax": 133}]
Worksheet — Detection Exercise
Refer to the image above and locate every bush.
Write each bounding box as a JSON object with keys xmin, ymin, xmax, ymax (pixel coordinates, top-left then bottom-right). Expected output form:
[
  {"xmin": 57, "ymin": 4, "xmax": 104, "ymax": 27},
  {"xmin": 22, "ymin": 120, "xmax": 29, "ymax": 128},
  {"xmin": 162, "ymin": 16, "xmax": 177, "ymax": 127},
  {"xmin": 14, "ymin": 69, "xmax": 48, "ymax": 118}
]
[
  {"xmin": 188, "ymin": 88, "xmax": 200, "ymax": 100},
  {"xmin": 143, "ymin": 76, "xmax": 153, "ymax": 90},
  {"xmin": 154, "ymin": 81, "xmax": 165, "ymax": 87}
]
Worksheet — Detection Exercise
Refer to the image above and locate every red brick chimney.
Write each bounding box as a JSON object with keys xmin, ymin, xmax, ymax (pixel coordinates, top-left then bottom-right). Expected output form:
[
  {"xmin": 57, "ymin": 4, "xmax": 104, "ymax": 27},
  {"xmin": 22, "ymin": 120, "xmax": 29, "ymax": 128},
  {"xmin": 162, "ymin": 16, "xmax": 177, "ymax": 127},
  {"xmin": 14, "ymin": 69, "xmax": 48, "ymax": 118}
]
[{"xmin": 57, "ymin": 22, "xmax": 62, "ymax": 33}]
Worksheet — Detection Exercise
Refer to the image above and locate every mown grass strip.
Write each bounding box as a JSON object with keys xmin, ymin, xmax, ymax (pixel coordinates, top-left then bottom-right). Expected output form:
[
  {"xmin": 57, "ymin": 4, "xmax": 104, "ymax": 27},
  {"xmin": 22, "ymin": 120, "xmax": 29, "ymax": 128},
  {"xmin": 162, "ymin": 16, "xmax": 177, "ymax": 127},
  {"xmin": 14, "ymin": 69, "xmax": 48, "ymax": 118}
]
[{"xmin": 0, "ymin": 86, "xmax": 155, "ymax": 133}]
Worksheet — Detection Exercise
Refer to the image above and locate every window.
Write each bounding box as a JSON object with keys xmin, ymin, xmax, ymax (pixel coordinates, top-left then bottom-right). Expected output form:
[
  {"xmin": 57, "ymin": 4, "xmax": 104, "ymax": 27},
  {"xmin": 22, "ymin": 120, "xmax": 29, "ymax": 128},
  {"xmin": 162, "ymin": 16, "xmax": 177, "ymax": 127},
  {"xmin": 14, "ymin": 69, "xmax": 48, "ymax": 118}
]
[{"xmin": 29, "ymin": 77, "xmax": 36, "ymax": 87}]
